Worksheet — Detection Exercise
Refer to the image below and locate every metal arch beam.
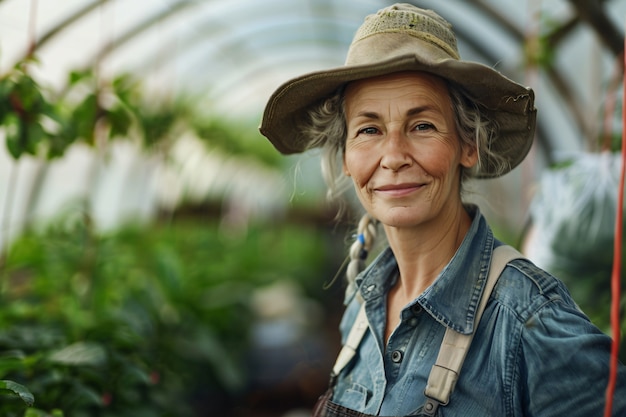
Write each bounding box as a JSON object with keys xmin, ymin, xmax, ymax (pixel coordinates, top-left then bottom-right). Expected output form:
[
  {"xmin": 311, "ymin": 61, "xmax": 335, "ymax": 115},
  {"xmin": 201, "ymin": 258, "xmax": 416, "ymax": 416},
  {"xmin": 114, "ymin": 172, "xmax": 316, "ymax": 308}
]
[
  {"xmin": 20, "ymin": 0, "xmax": 113, "ymax": 61},
  {"xmin": 128, "ymin": 17, "xmax": 354, "ymax": 82},
  {"xmin": 453, "ymin": 0, "xmax": 612, "ymax": 157},
  {"xmin": 11, "ymin": 0, "xmax": 205, "ymax": 74},
  {"xmin": 15, "ymin": 0, "xmax": 615, "ymax": 158},
  {"xmin": 87, "ymin": 1, "xmax": 371, "ymax": 93},
  {"xmin": 100, "ymin": 0, "xmax": 592, "ymax": 159},
  {"xmin": 102, "ymin": 0, "xmax": 372, "ymax": 75},
  {"xmin": 568, "ymin": 0, "xmax": 624, "ymax": 56},
  {"xmin": 428, "ymin": 4, "xmax": 552, "ymax": 164},
  {"xmin": 96, "ymin": 1, "xmax": 507, "ymax": 88},
  {"xmin": 113, "ymin": 0, "xmax": 555, "ymax": 158},
  {"xmin": 47, "ymin": 0, "xmax": 371, "ymax": 104},
  {"xmin": 80, "ymin": 0, "xmax": 364, "ymax": 75},
  {"xmin": 470, "ymin": 0, "xmax": 624, "ymax": 148},
  {"xmin": 188, "ymin": 52, "xmax": 348, "ymax": 111},
  {"xmin": 87, "ymin": 0, "xmax": 203, "ymax": 65}
]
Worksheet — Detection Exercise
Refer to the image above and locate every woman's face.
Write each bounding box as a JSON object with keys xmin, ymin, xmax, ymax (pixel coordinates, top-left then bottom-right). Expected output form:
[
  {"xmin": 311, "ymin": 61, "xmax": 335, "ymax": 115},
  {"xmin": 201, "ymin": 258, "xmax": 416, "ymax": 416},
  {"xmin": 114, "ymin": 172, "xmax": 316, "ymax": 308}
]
[{"xmin": 343, "ymin": 71, "xmax": 477, "ymax": 230}]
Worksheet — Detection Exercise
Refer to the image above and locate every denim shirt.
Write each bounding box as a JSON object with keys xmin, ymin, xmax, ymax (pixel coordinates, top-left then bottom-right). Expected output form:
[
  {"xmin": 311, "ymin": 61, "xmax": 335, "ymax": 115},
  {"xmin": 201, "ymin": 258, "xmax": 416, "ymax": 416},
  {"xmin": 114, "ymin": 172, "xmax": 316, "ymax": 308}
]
[{"xmin": 332, "ymin": 206, "xmax": 626, "ymax": 416}]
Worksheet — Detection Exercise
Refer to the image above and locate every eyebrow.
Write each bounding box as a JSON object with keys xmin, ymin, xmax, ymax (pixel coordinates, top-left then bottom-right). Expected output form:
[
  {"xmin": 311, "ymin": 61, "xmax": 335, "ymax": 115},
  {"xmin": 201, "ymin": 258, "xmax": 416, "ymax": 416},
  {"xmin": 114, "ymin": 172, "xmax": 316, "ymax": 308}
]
[
  {"xmin": 406, "ymin": 105, "xmax": 437, "ymax": 116},
  {"xmin": 352, "ymin": 105, "xmax": 436, "ymax": 120},
  {"xmin": 353, "ymin": 111, "xmax": 380, "ymax": 120}
]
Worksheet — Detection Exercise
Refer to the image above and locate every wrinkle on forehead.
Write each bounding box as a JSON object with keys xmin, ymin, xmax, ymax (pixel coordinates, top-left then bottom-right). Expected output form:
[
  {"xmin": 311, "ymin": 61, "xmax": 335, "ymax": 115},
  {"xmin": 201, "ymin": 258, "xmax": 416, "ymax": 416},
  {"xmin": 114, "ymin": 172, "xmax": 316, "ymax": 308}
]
[{"xmin": 344, "ymin": 71, "xmax": 452, "ymax": 121}]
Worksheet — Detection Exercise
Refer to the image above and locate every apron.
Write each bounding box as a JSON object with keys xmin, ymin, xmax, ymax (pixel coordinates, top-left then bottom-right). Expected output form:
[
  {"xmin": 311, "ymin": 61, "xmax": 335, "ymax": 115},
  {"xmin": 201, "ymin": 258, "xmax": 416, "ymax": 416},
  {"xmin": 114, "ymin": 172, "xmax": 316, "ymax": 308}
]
[
  {"xmin": 312, "ymin": 385, "xmax": 438, "ymax": 417},
  {"xmin": 312, "ymin": 246, "xmax": 523, "ymax": 417}
]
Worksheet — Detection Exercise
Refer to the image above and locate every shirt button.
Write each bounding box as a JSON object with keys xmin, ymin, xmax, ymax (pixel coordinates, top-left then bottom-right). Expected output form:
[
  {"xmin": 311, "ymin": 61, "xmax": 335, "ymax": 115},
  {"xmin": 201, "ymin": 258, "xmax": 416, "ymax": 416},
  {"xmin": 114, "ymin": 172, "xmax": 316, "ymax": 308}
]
[
  {"xmin": 408, "ymin": 317, "xmax": 419, "ymax": 327},
  {"xmin": 391, "ymin": 350, "xmax": 403, "ymax": 363},
  {"xmin": 411, "ymin": 304, "xmax": 423, "ymax": 315}
]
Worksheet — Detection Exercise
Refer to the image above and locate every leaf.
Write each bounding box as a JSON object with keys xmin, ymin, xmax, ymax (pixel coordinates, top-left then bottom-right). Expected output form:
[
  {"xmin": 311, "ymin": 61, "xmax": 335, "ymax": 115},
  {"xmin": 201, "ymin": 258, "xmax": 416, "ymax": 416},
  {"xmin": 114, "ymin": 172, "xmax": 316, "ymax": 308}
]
[
  {"xmin": 47, "ymin": 342, "xmax": 106, "ymax": 367},
  {"xmin": 175, "ymin": 328, "xmax": 245, "ymax": 392},
  {"xmin": 25, "ymin": 408, "xmax": 64, "ymax": 417},
  {"xmin": 0, "ymin": 79, "xmax": 13, "ymax": 119},
  {"xmin": 107, "ymin": 105, "xmax": 133, "ymax": 139},
  {"xmin": 0, "ymin": 379, "xmax": 35, "ymax": 406},
  {"xmin": 4, "ymin": 113, "xmax": 23, "ymax": 159},
  {"xmin": 71, "ymin": 93, "xmax": 99, "ymax": 144},
  {"xmin": 25, "ymin": 119, "xmax": 46, "ymax": 155},
  {"xmin": 0, "ymin": 350, "xmax": 28, "ymax": 377},
  {"xmin": 68, "ymin": 69, "xmax": 93, "ymax": 86}
]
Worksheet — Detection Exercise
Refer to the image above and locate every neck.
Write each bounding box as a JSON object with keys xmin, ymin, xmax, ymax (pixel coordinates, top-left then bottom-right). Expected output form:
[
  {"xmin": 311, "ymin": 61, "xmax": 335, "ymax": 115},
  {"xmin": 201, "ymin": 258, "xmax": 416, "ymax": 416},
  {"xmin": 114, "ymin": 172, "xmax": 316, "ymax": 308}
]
[{"xmin": 384, "ymin": 204, "xmax": 472, "ymax": 300}]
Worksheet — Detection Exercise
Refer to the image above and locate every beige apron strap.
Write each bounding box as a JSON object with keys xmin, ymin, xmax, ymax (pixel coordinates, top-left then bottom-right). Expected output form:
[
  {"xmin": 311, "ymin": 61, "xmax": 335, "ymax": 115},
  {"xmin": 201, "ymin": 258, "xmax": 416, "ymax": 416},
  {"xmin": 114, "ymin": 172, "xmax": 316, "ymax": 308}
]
[
  {"xmin": 422, "ymin": 245, "xmax": 524, "ymax": 416},
  {"xmin": 331, "ymin": 301, "xmax": 369, "ymax": 381}
]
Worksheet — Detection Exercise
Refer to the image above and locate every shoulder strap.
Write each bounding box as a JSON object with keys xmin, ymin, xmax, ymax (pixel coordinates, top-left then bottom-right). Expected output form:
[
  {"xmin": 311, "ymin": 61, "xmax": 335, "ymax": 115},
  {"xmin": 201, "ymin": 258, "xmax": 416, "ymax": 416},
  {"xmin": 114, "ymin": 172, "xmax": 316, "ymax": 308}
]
[
  {"xmin": 422, "ymin": 245, "xmax": 524, "ymax": 416},
  {"xmin": 328, "ymin": 245, "xmax": 524, "ymax": 404},
  {"xmin": 331, "ymin": 301, "xmax": 368, "ymax": 381}
]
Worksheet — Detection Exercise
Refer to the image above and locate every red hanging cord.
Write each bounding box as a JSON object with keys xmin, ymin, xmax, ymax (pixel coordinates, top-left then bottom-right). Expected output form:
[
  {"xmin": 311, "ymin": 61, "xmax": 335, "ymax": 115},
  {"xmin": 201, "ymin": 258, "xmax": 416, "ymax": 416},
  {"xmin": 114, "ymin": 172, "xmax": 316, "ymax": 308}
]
[{"xmin": 604, "ymin": 46, "xmax": 625, "ymax": 417}]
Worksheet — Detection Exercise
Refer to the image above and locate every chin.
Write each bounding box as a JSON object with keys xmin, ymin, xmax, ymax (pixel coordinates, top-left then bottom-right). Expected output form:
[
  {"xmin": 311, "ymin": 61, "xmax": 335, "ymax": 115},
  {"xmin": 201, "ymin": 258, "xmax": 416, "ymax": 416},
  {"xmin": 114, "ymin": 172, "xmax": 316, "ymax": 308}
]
[{"xmin": 378, "ymin": 210, "xmax": 429, "ymax": 229}]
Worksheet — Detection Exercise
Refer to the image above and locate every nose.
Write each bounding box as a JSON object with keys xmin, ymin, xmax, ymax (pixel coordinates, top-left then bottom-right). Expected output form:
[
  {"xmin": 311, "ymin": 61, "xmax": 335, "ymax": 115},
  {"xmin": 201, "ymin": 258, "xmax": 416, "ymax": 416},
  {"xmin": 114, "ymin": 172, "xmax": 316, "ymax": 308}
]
[{"xmin": 380, "ymin": 131, "xmax": 413, "ymax": 172}]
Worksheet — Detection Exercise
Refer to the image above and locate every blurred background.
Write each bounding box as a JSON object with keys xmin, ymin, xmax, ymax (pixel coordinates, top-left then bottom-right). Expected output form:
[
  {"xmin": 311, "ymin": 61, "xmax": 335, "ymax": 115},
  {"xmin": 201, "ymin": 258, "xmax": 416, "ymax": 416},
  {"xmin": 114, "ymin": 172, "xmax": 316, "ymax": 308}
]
[{"xmin": 0, "ymin": 0, "xmax": 624, "ymax": 416}]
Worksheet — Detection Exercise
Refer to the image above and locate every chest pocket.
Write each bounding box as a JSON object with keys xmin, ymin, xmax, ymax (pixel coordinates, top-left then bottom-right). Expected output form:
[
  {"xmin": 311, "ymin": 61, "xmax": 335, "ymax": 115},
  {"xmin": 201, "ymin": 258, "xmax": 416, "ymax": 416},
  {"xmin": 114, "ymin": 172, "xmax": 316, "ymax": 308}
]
[{"xmin": 343, "ymin": 382, "xmax": 370, "ymax": 410}]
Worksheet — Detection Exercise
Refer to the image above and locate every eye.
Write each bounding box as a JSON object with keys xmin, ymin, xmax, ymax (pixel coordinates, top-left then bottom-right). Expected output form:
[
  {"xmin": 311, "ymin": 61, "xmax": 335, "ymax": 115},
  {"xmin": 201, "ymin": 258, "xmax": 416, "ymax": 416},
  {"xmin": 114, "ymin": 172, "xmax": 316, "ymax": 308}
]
[
  {"xmin": 358, "ymin": 126, "xmax": 380, "ymax": 135},
  {"xmin": 414, "ymin": 122, "xmax": 435, "ymax": 131}
]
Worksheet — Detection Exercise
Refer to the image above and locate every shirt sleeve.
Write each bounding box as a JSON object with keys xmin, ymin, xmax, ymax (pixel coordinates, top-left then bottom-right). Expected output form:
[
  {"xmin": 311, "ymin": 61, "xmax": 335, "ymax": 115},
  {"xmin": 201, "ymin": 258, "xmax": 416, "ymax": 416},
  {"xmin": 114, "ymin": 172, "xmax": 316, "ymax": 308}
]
[{"xmin": 517, "ymin": 295, "xmax": 626, "ymax": 417}]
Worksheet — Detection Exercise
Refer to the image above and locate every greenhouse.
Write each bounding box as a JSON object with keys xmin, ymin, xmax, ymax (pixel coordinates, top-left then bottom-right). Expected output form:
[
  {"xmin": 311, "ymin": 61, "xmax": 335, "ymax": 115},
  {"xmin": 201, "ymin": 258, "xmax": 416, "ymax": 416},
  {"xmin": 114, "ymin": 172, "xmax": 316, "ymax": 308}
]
[{"xmin": 1, "ymin": 0, "xmax": 625, "ymax": 415}]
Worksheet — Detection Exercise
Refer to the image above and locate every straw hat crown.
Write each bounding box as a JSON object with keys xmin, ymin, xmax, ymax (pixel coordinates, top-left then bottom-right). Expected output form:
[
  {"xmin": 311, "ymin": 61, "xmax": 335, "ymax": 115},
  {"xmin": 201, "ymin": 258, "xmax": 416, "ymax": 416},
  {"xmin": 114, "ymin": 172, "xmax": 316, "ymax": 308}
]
[{"xmin": 351, "ymin": 4, "xmax": 460, "ymax": 60}]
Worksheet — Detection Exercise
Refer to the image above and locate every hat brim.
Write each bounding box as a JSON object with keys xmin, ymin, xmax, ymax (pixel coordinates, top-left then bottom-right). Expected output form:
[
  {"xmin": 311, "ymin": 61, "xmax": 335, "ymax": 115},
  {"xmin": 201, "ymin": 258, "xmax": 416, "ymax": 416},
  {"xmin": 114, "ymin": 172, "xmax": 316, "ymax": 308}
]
[{"xmin": 260, "ymin": 53, "xmax": 536, "ymax": 178}]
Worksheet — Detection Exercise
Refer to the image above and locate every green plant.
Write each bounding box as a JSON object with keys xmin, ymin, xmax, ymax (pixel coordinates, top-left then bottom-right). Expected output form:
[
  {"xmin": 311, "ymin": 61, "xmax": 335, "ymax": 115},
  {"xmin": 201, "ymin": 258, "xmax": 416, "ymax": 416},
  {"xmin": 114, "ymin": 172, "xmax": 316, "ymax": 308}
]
[
  {"xmin": 0, "ymin": 59, "xmax": 56, "ymax": 159},
  {"xmin": 0, "ymin": 379, "xmax": 35, "ymax": 416},
  {"xmin": 0, "ymin": 210, "xmax": 330, "ymax": 416}
]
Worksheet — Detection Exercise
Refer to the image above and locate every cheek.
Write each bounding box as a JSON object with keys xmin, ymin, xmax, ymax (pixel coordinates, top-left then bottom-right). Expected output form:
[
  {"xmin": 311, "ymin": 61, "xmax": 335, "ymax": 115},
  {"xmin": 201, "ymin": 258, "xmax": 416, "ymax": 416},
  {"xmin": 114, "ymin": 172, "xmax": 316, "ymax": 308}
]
[
  {"xmin": 343, "ymin": 147, "xmax": 368, "ymax": 184},
  {"xmin": 418, "ymin": 143, "xmax": 463, "ymax": 180},
  {"xmin": 421, "ymin": 147, "xmax": 453, "ymax": 172}
]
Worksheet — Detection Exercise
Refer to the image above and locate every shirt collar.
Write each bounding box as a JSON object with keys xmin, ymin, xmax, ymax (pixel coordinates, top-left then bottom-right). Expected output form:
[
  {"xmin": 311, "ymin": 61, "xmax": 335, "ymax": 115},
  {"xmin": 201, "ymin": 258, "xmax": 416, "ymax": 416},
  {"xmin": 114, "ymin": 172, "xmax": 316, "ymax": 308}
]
[{"xmin": 356, "ymin": 205, "xmax": 496, "ymax": 335}]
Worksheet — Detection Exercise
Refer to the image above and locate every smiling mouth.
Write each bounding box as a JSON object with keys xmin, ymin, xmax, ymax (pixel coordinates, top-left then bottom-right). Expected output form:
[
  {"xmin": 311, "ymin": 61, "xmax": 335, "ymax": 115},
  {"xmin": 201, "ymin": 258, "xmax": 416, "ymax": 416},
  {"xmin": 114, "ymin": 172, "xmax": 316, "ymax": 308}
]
[{"xmin": 374, "ymin": 183, "xmax": 425, "ymax": 196}]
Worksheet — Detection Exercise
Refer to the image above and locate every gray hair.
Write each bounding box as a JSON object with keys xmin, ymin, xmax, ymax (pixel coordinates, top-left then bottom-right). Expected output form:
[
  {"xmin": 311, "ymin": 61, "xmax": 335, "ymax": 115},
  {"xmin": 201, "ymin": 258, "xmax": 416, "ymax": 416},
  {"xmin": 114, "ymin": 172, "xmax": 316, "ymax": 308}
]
[{"xmin": 300, "ymin": 80, "xmax": 504, "ymax": 297}]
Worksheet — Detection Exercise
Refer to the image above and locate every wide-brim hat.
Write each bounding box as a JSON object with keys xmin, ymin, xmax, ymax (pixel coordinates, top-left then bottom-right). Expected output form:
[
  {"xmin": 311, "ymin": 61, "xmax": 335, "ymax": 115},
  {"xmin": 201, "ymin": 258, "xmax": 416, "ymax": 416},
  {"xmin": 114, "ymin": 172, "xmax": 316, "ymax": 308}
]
[{"xmin": 259, "ymin": 3, "xmax": 537, "ymax": 178}]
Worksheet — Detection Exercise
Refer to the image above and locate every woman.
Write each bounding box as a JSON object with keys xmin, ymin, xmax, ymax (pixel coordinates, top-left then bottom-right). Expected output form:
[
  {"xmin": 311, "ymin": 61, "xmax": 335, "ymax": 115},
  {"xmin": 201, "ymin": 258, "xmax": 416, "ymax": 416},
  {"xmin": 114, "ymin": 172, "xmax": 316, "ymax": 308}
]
[{"xmin": 260, "ymin": 4, "xmax": 626, "ymax": 416}]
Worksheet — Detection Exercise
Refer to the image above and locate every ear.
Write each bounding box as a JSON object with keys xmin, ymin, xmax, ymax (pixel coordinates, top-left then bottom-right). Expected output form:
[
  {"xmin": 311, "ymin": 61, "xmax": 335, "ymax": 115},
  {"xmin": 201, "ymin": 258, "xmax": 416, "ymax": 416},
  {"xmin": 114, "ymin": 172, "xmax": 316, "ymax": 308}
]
[{"xmin": 460, "ymin": 143, "xmax": 479, "ymax": 169}]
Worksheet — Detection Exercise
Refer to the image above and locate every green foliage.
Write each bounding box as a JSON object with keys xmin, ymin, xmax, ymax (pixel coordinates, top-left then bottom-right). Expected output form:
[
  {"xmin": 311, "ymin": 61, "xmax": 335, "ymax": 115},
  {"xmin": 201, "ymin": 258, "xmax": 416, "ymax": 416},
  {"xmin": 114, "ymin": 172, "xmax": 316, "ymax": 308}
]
[
  {"xmin": 107, "ymin": 73, "xmax": 183, "ymax": 150},
  {"xmin": 0, "ymin": 212, "xmax": 329, "ymax": 416},
  {"xmin": 0, "ymin": 53, "xmax": 322, "ymax": 417},
  {"xmin": 0, "ymin": 64, "xmax": 136, "ymax": 160},
  {"xmin": 53, "ymin": 69, "xmax": 136, "ymax": 153},
  {"xmin": 0, "ymin": 379, "xmax": 34, "ymax": 405},
  {"xmin": 0, "ymin": 60, "xmax": 56, "ymax": 159},
  {"xmin": 192, "ymin": 117, "xmax": 282, "ymax": 167},
  {"xmin": 1, "ymin": 58, "xmax": 280, "ymax": 173}
]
